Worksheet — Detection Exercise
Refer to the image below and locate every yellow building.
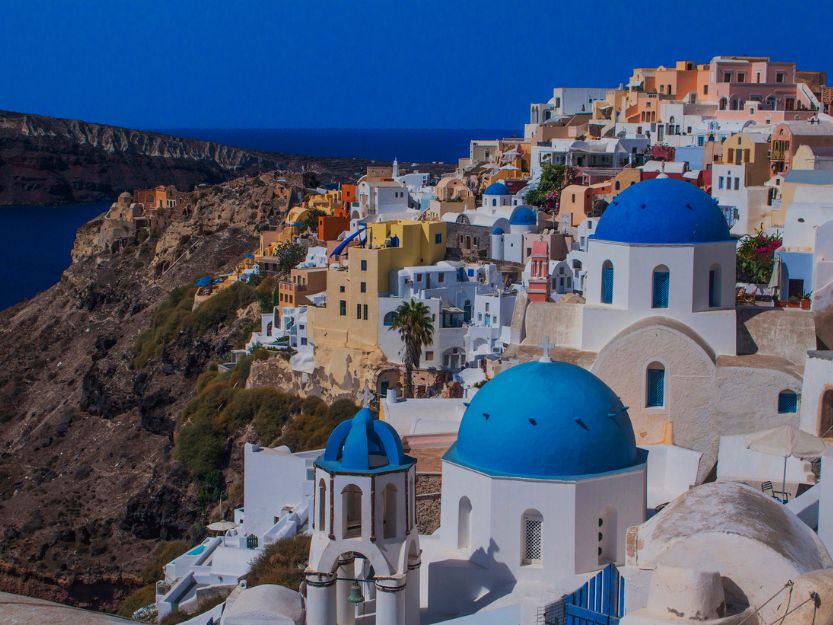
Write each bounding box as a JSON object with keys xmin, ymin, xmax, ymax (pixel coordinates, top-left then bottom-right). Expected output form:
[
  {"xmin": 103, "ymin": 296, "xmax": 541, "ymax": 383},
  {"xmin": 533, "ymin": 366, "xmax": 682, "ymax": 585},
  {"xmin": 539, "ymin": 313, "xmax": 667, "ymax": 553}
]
[{"xmin": 309, "ymin": 220, "xmax": 446, "ymax": 350}]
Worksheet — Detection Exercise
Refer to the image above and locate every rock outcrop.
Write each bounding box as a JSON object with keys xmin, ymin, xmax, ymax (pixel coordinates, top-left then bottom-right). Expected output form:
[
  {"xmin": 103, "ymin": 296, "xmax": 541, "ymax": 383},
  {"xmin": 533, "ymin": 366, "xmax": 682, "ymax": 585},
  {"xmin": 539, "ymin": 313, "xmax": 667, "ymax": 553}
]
[{"xmin": 0, "ymin": 172, "xmax": 298, "ymax": 611}]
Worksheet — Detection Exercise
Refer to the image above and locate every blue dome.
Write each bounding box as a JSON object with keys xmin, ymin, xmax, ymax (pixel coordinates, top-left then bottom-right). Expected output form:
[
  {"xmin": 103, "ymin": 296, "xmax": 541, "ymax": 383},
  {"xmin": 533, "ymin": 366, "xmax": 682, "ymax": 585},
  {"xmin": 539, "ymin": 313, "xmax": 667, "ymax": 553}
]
[
  {"xmin": 316, "ymin": 408, "xmax": 415, "ymax": 474},
  {"xmin": 484, "ymin": 182, "xmax": 510, "ymax": 196},
  {"xmin": 444, "ymin": 362, "xmax": 641, "ymax": 479},
  {"xmin": 510, "ymin": 206, "xmax": 537, "ymax": 226},
  {"xmin": 593, "ymin": 178, "xmax": 731, "ymax": 244},
  {"xmin": 491, "ymin": 227, "xmax": 504, "ymax": 235}
]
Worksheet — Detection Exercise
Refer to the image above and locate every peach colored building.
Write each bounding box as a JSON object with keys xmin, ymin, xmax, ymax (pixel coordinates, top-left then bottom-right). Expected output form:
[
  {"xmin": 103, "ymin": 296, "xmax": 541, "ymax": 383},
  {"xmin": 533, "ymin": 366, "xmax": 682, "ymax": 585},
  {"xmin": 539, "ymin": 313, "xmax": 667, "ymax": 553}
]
[
  {"xmin": 771, "ymin": 120, "xmax": 833, "ymax": 173},
  {"xmin": 277, "ymin": 266, "xmax": 328, "ymax": 309}
]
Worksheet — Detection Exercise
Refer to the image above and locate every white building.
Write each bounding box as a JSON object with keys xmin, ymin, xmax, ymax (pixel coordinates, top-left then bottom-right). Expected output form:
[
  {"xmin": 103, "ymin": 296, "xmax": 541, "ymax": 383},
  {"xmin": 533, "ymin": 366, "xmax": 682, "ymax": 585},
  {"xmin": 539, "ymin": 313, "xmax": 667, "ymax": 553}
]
[
  {"xmin": 419, "ymin": 360, "xmax": 647, "ymax": 621},
  {"xmin": 530, "ymin": 138, "xmax": 649, "ymax": 180},
  {"xmin": 378, "ymin": 262, "xmax": 511, "ymax": 371},
  {"xmin": 157, "ymin": 443, "xmax": 317, "ymax": 621}
]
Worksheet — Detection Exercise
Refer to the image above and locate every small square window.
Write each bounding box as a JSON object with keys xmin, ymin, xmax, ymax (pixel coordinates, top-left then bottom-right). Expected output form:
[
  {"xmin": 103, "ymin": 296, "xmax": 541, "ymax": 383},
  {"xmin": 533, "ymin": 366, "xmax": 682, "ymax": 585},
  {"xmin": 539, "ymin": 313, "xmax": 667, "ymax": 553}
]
[
  {"xmin": 435, "ymin": 233, "xmax": 442, "ymax": 244},
  {"xmin": 360, "ymin": 282, "xmax": 366, "ymax": 293},
  {"xmin": 340, "ymin": 285, "xmax": 345, "ymax": 293},
  {"xmin": 425, "ymin": 351, "xmax": 434, "ymax": 360},
  {"xmin": 360, "ymin": 260, "xmax": 367, "ymax": 271},
  {"xmin": 339, "ymin": 301, "xmax": 346, "ymax": 316}
]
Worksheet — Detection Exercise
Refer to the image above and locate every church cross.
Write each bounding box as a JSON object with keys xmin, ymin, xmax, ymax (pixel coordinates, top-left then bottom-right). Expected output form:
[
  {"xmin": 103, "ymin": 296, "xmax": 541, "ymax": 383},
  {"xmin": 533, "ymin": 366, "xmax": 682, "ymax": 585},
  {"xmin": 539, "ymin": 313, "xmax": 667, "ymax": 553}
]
[{"xmin": 538, "ymin": 336, "xmax": 554, "ymax": 363}]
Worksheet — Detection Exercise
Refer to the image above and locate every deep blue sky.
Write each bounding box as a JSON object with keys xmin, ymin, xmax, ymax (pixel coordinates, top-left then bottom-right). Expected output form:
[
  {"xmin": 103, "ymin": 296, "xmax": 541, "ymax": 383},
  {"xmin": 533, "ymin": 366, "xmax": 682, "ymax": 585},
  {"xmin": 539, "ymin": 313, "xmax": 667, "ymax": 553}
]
[{"xmin": 3, "ymin": 0, "xmax": 833, "ymax": 130}]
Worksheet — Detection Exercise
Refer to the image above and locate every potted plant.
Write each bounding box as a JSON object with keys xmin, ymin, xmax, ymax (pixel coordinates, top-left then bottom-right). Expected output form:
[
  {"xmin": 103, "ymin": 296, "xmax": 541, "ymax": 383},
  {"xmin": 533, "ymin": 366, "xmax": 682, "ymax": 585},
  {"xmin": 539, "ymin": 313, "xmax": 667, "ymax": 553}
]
[
  {"xmin": 787, "ymin": 295, "xmax": 801, "ymax": 308},
  {"xmin": 801, "ymin": 291, "xmax": 812, "ymax": 310}
]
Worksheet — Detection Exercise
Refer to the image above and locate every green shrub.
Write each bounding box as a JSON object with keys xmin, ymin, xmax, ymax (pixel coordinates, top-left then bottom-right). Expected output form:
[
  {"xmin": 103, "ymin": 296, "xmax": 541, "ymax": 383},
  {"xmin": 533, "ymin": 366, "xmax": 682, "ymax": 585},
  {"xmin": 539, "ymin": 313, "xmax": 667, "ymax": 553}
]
[
  {"xmin": 133, "ymin": 286, "xmax": 197, "ymax": 368},
  {"xmin": 176, "ymin": 417, "xmax": 227, "ymax": 478},
  {"xmin": 133, "ymin": 282, "xmax": 257, "ymax": 368},
  {"xmin": 118, "ymin": 583, "xmax": 156, "ymax": 618},
  {"xmin": 246, "ymin": 535, "xmax": 311, "ymax": 590},
  {"xmin": 278, "ymin": 397, "xmax": 357, "ymax": 451},
  {"xmin": 141, "ymin": 540, "xmax": 191, "ymax": 584}
]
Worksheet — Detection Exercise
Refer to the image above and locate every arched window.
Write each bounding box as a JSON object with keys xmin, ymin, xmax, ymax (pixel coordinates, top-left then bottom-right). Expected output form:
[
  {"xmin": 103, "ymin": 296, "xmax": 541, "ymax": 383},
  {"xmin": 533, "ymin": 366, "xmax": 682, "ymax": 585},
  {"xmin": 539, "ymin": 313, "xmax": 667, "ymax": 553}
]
[
  {"xmin": 719, "ymin": 97, "xmax": 728, "ymax": 111},
  {"xmin": 652, "ymin": 265, "xmax": 670, "ymax": 308},
  {"xmin": 342, "ymin": 485, "xmax": 362, "ymax": 538},
  {"xmin": 778, "ymin": 390, "xmax": 798, "ymax": 414},
  {"xmin": 457, "ymin": 497, "xmax": 472, "ymax": 549},
  {"xmin": 522, "ymin": 509, "xmax": 543, "ymax": 565},
  {"xmin": 382, "ymin": 484, "xmax": 398, "ymax": 539},
  {"xmin": 646, "ymin": 362, "xmax": 665, "ymax": 408},
  {"xmin": 601, "ymin": 260, "xmax": 614, "ymax": 304},
  {"xmin": 383, "ymin": 311, "xmax": 396, "ymax": 327},
  {"xmin": 708, "ymin": 265, "xmax": 721, "ymax": 308},
  {"xmin": 317, "ymin": 479, "xmax": 327, "ymax": 532},
  {"xmin": 614, "ymin": 180, "xmax": 621, "ymax": 191}
]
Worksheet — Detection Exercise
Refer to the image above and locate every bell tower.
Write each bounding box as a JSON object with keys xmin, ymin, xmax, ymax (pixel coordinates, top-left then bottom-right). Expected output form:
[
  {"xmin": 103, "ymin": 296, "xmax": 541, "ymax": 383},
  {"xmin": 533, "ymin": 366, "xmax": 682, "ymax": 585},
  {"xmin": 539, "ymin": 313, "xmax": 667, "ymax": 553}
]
[
  {"xmin": 306, "ymin": 406, "xmax": 420, "ymax": 625},
  {"xmin": 527, "ymin": 239, "xmax": 551, "ymax": 302}
]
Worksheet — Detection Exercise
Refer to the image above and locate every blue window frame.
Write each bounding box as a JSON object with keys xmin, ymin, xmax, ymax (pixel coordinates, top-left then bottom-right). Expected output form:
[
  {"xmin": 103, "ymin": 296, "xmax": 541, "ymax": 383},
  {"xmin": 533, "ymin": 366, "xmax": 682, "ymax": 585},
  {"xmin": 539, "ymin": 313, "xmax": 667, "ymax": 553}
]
[
  {"xmin": 708, "ymin": 268, "xmax": 720, "ymax": 307},
  {"xmin": 601, "ymin": 261, "xmax": 614, "ymax": 304},
  {"xmin": 652, "ymin": 267, "xmax": 670, "ymax": 308},
  {"xmin": 383, "ymin": 311, "xmax": 395, "ymax": 327},
  {"xmin": 646, "ymin": 365, "xmax": 665, "ymax": 408},
  {"xmin": 778, "ymin": 390, "xmax": 798, "ymax": 413}
]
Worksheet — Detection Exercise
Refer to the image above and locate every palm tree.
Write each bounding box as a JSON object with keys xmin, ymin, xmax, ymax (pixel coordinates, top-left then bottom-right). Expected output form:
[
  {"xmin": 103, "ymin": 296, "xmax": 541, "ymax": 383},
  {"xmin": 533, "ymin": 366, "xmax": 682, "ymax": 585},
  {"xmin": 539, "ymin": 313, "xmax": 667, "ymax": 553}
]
[{"xmin": 389, "ymin": 299, "xmax": 434, "ymax": 398}]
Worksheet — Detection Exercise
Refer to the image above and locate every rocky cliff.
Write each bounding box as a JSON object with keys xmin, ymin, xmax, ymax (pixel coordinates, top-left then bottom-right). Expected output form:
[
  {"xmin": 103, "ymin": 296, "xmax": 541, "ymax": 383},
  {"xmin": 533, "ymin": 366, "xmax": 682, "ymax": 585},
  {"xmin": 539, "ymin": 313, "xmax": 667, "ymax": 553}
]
[
  {"xmin": 0, "ymin": 110, "xmax": 380, "ymax": 205},
  {"xmin": 0, "ymin": 172, "xmax": 301, "ymax": 610}
]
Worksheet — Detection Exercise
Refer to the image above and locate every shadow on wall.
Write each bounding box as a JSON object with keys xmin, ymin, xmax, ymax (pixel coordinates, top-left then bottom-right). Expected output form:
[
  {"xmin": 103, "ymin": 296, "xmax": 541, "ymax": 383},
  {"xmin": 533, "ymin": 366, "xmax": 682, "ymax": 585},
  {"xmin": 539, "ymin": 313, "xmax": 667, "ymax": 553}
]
[{"xmin": 425, "ymin": 538, "xmax": 516, "ymax": 622}]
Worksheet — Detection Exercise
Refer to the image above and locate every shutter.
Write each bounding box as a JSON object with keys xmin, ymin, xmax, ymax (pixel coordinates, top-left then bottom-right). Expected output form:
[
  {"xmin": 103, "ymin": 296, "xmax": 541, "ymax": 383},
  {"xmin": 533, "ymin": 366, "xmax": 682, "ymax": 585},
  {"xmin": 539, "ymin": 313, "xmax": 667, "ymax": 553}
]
[
  {"xmin": 647, "ymin": 369, "xmax": 665, "ymax": 407},
  {"xmin": 778, "ymin": 392, "xmax": 797, "ymax": 413},
  {"xmin": 602, "ymin": 265, "xmax": 614, "ymax": 304},
  {"xmin": 653, "ymin": 271, "xmax": 670, "ymax": 308}
]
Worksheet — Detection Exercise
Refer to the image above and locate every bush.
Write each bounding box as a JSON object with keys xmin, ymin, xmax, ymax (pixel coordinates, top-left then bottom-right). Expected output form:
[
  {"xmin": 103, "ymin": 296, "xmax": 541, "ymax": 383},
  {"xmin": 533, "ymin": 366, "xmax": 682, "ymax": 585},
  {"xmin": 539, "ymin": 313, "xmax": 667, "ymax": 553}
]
[
  {"xmin": 141, "ymin": 540, "xmax": 191, "ymax": 584},
  {"xmin": 278, "ymin": 397, "xmax": 357, "ymax": 451},
  {"xmin": 176, "ymin": 417, "xmax": 228, "ymax": 478},
  {"xmin": 133, "ymin": 282, "xmax": 257, "ymax": 368},
  {"xmin": 246, "ymin": 535, "xmax": 311, "ymax": 590},
  {"xmin": 118, "ymin": 583, "xmax": 156, "ymax": 618}
]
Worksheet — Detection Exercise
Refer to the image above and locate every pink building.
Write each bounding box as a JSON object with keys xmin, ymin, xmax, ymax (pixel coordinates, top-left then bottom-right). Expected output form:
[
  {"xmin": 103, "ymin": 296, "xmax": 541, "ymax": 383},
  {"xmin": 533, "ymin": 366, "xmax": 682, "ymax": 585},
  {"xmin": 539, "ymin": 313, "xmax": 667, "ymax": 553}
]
[{"xmin": 702, "ymin": 56, "xmax": 819, "ymax": 120}]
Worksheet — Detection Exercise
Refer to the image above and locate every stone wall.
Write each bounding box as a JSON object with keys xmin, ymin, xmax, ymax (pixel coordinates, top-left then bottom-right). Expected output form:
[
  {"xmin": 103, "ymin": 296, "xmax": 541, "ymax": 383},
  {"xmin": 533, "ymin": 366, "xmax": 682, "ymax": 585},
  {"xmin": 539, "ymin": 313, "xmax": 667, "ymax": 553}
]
[{"xmin": 737, "ymin": 307, "xmax": 816, "ymax": 365}]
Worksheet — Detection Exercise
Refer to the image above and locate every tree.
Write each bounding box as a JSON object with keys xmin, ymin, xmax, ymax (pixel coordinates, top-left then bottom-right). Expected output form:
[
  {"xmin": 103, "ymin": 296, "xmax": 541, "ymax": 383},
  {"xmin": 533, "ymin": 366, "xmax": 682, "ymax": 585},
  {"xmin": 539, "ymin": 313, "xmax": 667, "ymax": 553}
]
[
  {"xmin": 524, "ymin": 163, "xmax": 574, "ymax": 211},
  {"xmin": 272, "ymin": 241, "xmax": 307, "ymax": 277},
  {"xmin": 388, "ymin": 300, "xmax": 434, "ymax": 398},
  {"xmin": 301, "ymin": 208, "xmax": 326, "ymax": 232}
]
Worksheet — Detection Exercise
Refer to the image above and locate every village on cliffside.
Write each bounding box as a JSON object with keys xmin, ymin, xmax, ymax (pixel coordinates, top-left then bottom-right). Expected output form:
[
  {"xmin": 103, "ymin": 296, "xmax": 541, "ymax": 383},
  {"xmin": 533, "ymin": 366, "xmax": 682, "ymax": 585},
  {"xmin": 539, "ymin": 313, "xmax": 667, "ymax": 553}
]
[{"xmin": 6, "ymin": 54, "xmax": 833, "ymax": 625}]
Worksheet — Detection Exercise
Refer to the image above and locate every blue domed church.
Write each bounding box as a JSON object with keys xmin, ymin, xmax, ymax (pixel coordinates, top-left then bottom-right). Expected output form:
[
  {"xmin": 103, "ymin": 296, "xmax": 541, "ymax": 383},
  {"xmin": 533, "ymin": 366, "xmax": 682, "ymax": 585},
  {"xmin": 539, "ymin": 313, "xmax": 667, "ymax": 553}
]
[{"xmin": 419, "ymin": 360, "xmax": 647, "ymax": 620}]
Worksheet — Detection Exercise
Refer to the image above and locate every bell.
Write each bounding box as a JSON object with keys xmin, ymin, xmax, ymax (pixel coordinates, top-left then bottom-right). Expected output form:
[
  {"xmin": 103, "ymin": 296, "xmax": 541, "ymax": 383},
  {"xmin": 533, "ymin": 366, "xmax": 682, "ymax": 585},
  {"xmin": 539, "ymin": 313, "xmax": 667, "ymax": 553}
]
[{"xmin": 347, "ymin": 580, "xmax": 364, "ymax": 605}]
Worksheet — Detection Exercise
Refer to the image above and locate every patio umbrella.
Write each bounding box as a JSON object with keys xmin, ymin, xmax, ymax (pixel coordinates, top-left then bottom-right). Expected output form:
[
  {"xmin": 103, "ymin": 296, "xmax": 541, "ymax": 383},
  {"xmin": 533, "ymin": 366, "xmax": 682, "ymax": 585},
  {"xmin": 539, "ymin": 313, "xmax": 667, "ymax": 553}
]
[
  {"xmin": 207, "ymin": 520, "xmax": 236, "ymax": 532},
  {"xmin": 744, "ymin": 425, "xmax": 827, "ymax": 498}
]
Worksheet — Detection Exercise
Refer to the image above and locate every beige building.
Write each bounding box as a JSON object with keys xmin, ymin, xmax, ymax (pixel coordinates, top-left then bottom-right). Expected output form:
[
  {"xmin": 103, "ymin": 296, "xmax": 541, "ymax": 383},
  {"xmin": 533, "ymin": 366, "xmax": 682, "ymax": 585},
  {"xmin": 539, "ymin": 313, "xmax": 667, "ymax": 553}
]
[{"xmin": 309, "ymin": 220, "xmax": 447, "ymax": 351}]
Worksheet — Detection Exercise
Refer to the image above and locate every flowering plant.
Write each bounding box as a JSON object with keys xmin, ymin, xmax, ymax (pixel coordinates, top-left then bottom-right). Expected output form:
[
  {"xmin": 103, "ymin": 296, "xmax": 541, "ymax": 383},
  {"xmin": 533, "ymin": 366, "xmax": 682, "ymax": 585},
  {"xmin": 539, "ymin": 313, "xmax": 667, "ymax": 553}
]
[{"xmin": 736, "ymin": 231, "xmax": 782, "ymax": 284}]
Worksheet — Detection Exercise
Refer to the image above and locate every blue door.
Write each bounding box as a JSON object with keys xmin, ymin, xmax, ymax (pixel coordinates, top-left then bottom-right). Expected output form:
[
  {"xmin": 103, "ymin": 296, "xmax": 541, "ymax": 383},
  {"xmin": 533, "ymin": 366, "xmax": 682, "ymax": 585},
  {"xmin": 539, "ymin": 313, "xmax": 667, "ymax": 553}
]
[{"xmin": 565, "ymin": 563, "xmax": 625, "ymax": 625}]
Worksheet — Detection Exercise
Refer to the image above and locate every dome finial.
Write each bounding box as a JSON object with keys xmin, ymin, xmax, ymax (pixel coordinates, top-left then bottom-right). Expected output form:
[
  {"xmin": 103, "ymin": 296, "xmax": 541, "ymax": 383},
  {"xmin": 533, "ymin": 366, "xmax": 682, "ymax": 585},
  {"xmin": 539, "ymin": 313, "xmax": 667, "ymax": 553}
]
[{"xmin": 538, "ymin": 336, "xmax": 554, "ymax": 363}]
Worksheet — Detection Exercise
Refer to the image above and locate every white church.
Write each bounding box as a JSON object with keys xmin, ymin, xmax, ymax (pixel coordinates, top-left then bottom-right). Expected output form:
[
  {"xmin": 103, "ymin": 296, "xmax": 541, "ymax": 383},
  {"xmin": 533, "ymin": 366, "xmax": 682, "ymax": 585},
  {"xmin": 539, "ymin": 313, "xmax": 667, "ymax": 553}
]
[{"xmin": 304, "ymin": 359, "xmax": 648, "ymax": 625}]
